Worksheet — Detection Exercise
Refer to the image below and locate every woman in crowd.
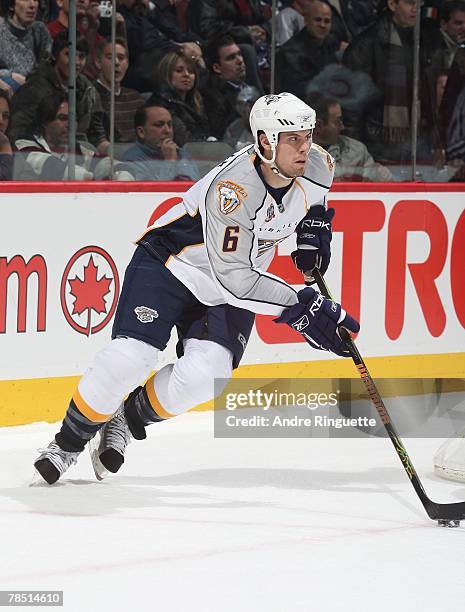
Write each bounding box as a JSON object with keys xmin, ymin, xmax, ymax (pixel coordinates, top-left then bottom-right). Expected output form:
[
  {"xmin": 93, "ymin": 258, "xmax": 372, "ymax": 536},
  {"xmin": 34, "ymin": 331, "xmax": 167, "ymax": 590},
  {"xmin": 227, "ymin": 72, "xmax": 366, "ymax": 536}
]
[{"xmin": 149, "ymin": 50, "xmax": 210, "ymax": 145}]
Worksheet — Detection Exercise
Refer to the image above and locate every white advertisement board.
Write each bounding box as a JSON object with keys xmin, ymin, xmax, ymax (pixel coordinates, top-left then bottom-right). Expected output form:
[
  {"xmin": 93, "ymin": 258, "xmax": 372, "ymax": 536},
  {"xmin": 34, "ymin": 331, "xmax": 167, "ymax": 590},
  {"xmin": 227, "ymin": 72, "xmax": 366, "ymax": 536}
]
[{"xmin": 0, "ymin": 184, "xmax": 464, "ymax": 424}]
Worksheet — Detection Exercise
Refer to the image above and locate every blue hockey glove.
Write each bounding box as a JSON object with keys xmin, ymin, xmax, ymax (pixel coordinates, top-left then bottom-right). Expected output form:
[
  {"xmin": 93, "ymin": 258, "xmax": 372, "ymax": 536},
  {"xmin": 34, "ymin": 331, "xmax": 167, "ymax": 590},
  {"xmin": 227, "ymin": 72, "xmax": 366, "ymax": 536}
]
[
  {"xmin": 291, "ymin": 205, "xmax": 335, "ymax": 280},
  {"xmin": 275, "ymin": 287, "xmax": 359, "ymax": 357}
]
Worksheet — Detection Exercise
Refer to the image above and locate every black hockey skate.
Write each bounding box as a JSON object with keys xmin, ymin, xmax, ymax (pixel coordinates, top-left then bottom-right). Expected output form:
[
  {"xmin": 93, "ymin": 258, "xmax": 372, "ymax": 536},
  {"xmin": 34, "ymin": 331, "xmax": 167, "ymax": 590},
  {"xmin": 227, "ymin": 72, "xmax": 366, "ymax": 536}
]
[
  {"xmin": 89, "ymin": 405, "xmax": 132, "ymax": 480},
  {"xmin": 34, "ymin": 441, "xmax": 81, "ymax": 484}
]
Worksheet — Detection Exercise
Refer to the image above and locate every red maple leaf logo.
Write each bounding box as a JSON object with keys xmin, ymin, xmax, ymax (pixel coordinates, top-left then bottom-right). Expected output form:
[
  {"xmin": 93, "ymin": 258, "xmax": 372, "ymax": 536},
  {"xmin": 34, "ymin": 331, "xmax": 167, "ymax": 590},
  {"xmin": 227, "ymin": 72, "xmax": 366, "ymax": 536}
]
[{"xmin": 68, "ymin": 256, "xmax": 112, "ymax": 336}]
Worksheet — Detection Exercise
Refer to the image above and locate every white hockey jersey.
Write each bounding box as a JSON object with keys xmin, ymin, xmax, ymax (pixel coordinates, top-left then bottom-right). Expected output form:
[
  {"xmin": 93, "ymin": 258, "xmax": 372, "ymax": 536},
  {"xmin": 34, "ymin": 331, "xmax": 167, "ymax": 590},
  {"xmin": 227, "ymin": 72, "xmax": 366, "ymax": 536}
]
[{"xmin": 138, "ymin": 144, "xmax": 334, "ymax": 316}]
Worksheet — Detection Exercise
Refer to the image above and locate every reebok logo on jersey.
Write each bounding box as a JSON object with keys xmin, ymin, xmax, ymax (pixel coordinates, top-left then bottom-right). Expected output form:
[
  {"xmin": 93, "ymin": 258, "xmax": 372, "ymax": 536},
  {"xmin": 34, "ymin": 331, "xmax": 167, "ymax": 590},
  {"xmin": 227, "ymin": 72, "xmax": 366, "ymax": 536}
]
[
  {"xmin": 292, "ymin": 315, "xmax": 309, "ymax": 332},
  {"xmin": 134, "ymin": 306, "xmax": 158, "ymax": 323},
  {"xmin": 302, "ymin": 219, "xmax": 330, "ymax": 230},
  {"xmin": 217, "ymin": 180, "xmax": 247, "ymax": 215}
]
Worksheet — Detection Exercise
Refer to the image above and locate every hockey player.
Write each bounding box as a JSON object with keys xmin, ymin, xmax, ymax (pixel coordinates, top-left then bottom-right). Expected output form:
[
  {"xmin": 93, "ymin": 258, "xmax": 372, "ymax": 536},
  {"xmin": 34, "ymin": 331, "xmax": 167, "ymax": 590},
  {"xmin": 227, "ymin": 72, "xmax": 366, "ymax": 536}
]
[{"xmin": 34, "ymin": 92, "xmax": 359, "ymax": 484}]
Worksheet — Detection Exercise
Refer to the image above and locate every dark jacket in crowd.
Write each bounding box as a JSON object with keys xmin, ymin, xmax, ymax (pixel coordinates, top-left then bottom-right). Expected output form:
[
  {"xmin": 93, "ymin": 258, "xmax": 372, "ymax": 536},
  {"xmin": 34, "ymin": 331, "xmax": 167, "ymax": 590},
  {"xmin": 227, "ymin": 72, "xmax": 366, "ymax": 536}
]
[
  {"xmin": 9, "ymin": 61, "xmax": 107, "ymax": 147},
  {"xmin": 153, "ymin": 0, "xmax": 202, "ymax": 44},
  {"xmin": 343, "ymin": 12, "xmax": 443, "ymax": 155},
  {"xmin": 118, "ymin": 4, "xmax": 178, "ymax": 91},
  {"xmin": 148, "ymin": 82, "xmax": 210, "ymax": 145},
  {"xmin": 188, "ymin": 0, "xmax": 268, "ymax": 44},
  {"xmin": 0, "ymin": 152, "xmax": 13, "ymax": 180},
  {"xmin": 200, "ymin": 75, "xmax": 244, "ymax": 140},
  {"xmin": 94, "ymin": 80, "xmax": 145, "ymax": 143},
  {"xmin": 277, "ymin": 29, "xmax": 339, "ymax": 98},
  {"xmin": 329, "ymin": 0, "xmax": 377, "ymax": 44}
]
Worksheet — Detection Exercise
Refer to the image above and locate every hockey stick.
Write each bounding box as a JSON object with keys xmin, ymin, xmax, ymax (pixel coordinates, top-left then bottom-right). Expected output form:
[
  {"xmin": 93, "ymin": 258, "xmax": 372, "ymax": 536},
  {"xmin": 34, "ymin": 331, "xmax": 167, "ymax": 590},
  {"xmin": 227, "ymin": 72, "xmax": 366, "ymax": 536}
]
[{"xmin": 313, "ymin": 268, "xmax": 465, "ymax": 524}]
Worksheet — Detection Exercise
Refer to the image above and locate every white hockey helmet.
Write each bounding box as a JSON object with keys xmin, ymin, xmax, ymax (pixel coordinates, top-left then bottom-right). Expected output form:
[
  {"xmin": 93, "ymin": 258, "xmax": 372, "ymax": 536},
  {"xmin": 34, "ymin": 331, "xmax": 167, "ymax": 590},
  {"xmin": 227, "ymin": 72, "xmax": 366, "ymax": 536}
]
[{"xmin": 249, "ymin": 92, "xmax": 316, "ymax": 164}]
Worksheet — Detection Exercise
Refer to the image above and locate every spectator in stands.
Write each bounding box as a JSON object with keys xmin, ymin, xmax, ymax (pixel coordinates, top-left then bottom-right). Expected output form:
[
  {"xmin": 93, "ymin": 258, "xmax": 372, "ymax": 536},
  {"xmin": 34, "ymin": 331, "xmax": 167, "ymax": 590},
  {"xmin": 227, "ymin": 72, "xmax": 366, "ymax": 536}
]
[
  {"xmin": 48, "ymin": 0, "xmax": 93, "ymax": 38},
  {"xmin": 201, "ymin": 35, "xmax": 248, "ymax": 140},
  {"xmin": 308, "ymin": 92, "xmax": 392, "ymax": 181},
  {"xmin": 440, "ymin": 0, "xmax": 465, "ymax": 69},
  {"xmin": 0, "ymin": 0, "xmax": 51, "ymax": 94},
  {"xmin": 277, "ymin": 1, "xmax": 376, "ymax": 49},
  {"xmin": 9, "ymin": 31, "xmax": 110, "ymax": 154},
  {"xmin": 343, "ymin": 0, "xmax": 443, "ymax": 163},
  {"xmin": 149, "ymin": 50, "xmax": 210, "ymax": 145},
  {"xmin": 223, "ymin": 84, "xmax": 259, "ymax": 150},
  {"xmin": 117, "ymin": 0, "xmax": 203, "ymax": 92},
  {"xmin": 13, "ymin": 91, "xmax": 95, "ymax": 179},
  {"xmin": 47, "ymin": 0, "xmax": 127, "ymax": 79},
  {"xmin": 0, "ymin": 90, "xmax": 13, "ymax": 180},
  {"xmin": 94, "ymin": 37, "xmax": 144, "ymax": 145},
  {"xmin": 277, "ymin": 0, "xmax": 339, "ymax": 98},
  {"xmin": 122, "ymin": 102, "xmax": 199, "ymax": 180},
  {"xmin": 187, "ymin": 0, "xmax": 267, "ymax": 92}
]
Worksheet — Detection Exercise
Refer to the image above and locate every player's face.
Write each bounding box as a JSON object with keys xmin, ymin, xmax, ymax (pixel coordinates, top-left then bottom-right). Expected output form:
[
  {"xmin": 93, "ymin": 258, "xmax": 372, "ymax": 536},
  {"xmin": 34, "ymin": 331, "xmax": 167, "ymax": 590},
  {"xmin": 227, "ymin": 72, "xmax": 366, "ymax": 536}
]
[
  {"xmin": 139, "ymin": 106, "xmax": 174, "ymax": 148},
  {"xmin": 275, "ymin": 130, "xmax": 313, "ymax": 176},
  {"xmin": 388, "ymin": 0, "xmax": 417, "ymax": 28},
  {"xmin": 443, "ymin": 11, "xmax": 465, "ymax": 43}
]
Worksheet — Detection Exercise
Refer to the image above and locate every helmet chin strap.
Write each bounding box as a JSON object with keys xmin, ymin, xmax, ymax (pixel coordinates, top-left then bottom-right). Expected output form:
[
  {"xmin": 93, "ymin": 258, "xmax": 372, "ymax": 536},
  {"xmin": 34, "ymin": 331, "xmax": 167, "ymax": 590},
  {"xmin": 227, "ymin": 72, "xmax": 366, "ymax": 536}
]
[
  {"xmin": 270, "ymin": 164, "xmax": 295, "ymax": 181},
  {"xmin": 256, "ymin": 146, "xmax": 296, "ymax": 181}
]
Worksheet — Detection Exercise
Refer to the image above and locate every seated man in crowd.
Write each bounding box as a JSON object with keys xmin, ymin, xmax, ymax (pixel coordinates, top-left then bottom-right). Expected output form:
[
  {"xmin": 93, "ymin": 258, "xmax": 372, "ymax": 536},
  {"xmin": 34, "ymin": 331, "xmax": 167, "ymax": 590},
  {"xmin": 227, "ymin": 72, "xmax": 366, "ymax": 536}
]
[
  {"xmin": 13, "ymin": 91, "xmax": 95, "ymax": 180},
  {"xmin": 122, "ymin": 102, "xmax": 199, "ymax": 180},
  {"xmin": 187, "ymin": 0, "xmax": 267, "ymax": 92},
  {"xmin": 201, "ymin": 35, "xmax": 248, "ymax": 140},
  {"xmin": 308, "ymin": 92, "xmax": 392, "ymax": 182},
  {"xmin": 9, "ymin": 31, "xmax": 110, "ymax": 155},
  {"xmin": 0, "ymin": 0, "xmax": 51, "ymax": 95},
  {"xmin": 0, "ymin": 90, "xmax": 13, "ymax": 180},
  {"xmin": 93, "ymin": 37, "xmax": 144, "ymax": 146},
  {"xmin": 277, "ymin": 0, "xmax": 339, "ymax": 97}
]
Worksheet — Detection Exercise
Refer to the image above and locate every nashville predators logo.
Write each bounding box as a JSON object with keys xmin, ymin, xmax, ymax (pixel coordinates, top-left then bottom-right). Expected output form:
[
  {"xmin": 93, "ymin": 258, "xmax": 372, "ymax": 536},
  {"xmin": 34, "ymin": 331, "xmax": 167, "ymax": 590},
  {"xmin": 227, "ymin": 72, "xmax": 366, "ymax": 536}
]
[{"xmin": 217, "ymin": 180, "xmax": 247, "ymax": 215}]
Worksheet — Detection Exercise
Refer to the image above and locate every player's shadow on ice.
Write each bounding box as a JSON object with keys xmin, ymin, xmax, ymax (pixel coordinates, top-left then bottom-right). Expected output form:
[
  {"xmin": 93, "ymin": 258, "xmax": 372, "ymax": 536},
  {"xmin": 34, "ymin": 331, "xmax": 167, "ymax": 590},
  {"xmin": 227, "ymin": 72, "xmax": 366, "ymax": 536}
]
[{"xmin": 0, "ymin": 467, "xmax": 428, "ymax": 518}]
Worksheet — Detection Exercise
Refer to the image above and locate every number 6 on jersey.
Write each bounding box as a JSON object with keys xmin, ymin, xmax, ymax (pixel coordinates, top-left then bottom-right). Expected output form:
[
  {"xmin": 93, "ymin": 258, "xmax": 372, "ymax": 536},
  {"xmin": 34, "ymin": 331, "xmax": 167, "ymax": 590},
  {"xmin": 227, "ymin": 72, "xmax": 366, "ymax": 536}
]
[{"xmin": 222, "ymin": 226, "xmax": 240, "ymax": 252}]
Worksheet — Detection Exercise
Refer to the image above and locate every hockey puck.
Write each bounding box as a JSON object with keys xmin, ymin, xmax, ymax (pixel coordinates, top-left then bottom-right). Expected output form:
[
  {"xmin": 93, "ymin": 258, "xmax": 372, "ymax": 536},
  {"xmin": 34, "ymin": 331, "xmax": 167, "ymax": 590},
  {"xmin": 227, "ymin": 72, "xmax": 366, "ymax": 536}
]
[{"xmin": 437, "ymin": 519, "xmax": 461, "ymax": 528}]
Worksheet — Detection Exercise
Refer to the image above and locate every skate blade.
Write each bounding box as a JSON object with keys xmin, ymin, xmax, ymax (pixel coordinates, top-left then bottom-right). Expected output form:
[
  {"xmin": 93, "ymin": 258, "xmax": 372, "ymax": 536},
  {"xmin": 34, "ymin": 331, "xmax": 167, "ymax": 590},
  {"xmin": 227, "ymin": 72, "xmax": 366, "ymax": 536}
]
[
  {"xmin": 88, "ymin": 436, "xmax": 108, "ymax": 481},
  {"xmin": 30, "ymin": 469, "xmax": 48, "ymax": 487}
]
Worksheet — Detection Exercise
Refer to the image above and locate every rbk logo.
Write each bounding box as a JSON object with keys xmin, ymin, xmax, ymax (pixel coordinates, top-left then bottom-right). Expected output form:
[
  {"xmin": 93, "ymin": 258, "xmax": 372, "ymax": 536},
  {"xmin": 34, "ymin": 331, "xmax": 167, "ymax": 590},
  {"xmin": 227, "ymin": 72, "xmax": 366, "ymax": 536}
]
[
  {"xmin": 309, "ymin": 293, "xmax": 324, "ymax": 316},
  {"xmin": 302, "ymin": 219, "xmax": 330, "ymax": 230}
]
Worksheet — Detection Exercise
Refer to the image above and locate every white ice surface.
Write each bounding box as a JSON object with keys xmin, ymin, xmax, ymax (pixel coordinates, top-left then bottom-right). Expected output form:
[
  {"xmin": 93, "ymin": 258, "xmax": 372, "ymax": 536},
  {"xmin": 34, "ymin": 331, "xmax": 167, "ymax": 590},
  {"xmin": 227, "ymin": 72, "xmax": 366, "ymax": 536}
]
[{"xmin": 1, "ymin": 413, "xmax": 465, "ymax": 612}]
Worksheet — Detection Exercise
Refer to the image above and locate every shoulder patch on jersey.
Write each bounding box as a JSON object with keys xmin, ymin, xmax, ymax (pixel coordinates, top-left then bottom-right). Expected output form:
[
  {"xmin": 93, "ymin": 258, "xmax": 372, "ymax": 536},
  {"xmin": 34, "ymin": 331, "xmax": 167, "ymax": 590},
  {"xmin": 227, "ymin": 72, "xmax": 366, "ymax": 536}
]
[
  {"xmin": 312, "ymin": 143, "xmax": 335, "ymax": 171},
  {"xmin": 326, "ymin": 153, "xmax": 334, "ymax": 172},
  {"xmin": 217, "ymin": 180, "xmax": 248, "ymax": 215}
]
